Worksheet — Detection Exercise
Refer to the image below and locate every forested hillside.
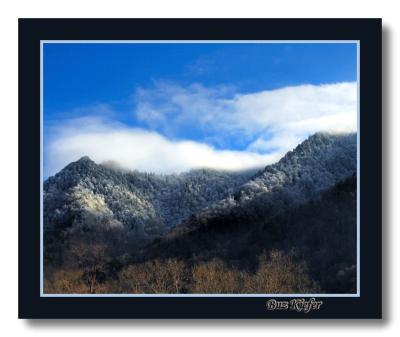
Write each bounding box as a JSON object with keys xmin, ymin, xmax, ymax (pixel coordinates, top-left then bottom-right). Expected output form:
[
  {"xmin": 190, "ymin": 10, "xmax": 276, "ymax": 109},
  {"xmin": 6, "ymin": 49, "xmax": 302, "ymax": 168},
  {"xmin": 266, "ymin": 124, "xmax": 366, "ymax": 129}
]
[{"xmin": 44, "ymin": 132, "xmax": 357, "ymax": 294}]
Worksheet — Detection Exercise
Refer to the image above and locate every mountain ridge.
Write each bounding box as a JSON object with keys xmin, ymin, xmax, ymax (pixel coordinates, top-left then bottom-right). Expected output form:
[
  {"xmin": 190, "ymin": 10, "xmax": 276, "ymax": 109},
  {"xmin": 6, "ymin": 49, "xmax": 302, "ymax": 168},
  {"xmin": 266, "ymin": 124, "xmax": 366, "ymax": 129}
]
[
  {"xmin": 44, "ymin": 132, "xmax": 356, "ymax": 238},
  {"xmin": 44, "ymin": 154, "xmax": 257, "ymax": 237}
]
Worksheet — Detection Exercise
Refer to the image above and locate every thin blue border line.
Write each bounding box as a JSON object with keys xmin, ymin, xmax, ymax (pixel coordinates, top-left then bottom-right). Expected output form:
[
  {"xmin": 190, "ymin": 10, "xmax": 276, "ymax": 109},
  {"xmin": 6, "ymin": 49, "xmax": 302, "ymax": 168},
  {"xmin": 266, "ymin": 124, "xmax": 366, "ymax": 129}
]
[
  {"xmin": 40, "ymin": 40, "xmax": 360, "ymax": 298},
  {"xmin": 41, "ymin": 40, "xmax": 359, "ymax": 44},
  {"xmin": 357, "ymin": 40, "xmax": 361, "ymax": 296},
  {"xmin": 40, "ymin": 42, "xmax": 44, "ymax": 296}
]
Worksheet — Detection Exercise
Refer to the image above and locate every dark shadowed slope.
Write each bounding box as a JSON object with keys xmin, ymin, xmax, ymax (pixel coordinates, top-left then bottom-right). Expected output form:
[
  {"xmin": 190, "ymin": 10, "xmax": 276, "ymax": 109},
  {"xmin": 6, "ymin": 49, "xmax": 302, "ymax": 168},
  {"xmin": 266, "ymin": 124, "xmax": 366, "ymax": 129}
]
[{"xmin": 140, "ymin": 174, "xmax": 357, "ymax": 293}]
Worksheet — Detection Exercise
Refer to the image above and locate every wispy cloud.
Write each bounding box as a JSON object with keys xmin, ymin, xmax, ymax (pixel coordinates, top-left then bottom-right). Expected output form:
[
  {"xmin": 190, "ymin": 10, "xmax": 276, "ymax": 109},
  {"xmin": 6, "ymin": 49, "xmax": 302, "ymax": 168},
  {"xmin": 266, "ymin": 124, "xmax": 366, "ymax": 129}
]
[
  {"xmin": 134, "ymin": 81, "xmax": 357, "ymax": 152},
  {"xmin": 185, "ymin": 54, "xmax": 217, "ymax": 76},
  {"xmin": 135, "ymin": 81, "xmax": 236, "ymax": 136}
]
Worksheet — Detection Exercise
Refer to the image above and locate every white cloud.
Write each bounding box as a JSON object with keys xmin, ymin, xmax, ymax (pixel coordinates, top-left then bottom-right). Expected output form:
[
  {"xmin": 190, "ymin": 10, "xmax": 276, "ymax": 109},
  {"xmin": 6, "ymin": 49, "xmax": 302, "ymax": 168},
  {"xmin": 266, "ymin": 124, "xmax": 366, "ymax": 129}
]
[
  {"xmin": 45, "ymin": 82, "xmax": 357, "ymax": 176},
  {"xmin": 45, "ymin": 117, "xmax": 280, "ymax": 177},
  {"xmin": 135, "ymin": 81, "xmax": 357, "ymax": 152}
]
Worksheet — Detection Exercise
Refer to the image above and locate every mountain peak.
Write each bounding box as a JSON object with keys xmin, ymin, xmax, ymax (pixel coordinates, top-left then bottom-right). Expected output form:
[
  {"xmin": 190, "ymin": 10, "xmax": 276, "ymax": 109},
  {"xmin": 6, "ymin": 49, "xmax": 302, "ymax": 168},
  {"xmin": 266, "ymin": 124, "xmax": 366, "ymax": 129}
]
[
  {"xmin": 304, "ymin": 131, "xmax": 356, "ymax": 142},
  {"xmin": 289, "ymin": 132, "xmax": 356, "ymax": 156},
  {"xmin": 76, "ymin": 156, "xmax": 94, "ymax": 164},
  {"xmin": 65, "ymin": 156, "xmax": 97, "ymax": 170},
  {"xmin": 235, "ymin": 131, "xmax": 357, "ymax": 201},
  {"xmin": 49, "ymin": 155, "xmax": 98, "ymax": 183}
]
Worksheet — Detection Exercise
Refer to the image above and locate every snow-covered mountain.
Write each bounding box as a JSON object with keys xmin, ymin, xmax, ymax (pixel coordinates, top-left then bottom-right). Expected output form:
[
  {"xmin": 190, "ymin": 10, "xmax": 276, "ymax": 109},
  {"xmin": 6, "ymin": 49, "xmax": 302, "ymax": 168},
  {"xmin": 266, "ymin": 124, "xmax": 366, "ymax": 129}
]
[
  {"xmin": 44, "ymin": 156, "xmax": 256, "ymax": 238},
  {"xmin": 43, "ymin": 131, "xmax": 357, "ymax": 294},
  {"xmin": 162, "ymin": 132, "xmax": 357, "ymax": 237},
  {"xmin": 237, "ymin": 132, "xmax": 356, "ymax": 200}
]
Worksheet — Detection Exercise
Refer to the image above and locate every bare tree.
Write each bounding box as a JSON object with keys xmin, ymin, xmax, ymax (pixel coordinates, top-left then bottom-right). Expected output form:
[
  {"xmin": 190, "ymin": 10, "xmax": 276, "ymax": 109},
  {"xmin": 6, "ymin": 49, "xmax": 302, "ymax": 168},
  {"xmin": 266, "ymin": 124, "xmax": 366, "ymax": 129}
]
[{"xmin": 67, "ymin": 242, "xmax": 110, "ymax": 293}]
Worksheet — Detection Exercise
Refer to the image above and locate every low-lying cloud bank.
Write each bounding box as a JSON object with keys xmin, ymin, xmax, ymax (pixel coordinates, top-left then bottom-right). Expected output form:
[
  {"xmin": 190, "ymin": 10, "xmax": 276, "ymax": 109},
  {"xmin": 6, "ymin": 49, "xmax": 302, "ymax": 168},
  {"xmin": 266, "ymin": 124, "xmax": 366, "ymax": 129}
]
[
  {"xmin": 45, "ymin": 118, "xmax": 281, "ymax": 177},
  {"xmin": 45, "ymin": 82, "xmax": 357, "ymax": 177}
]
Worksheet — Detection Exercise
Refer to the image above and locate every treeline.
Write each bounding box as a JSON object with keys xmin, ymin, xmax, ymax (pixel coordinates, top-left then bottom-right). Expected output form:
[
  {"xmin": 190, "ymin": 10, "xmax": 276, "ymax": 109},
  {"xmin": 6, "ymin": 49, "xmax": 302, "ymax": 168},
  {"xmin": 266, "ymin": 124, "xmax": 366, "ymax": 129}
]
[
  {"xmin": 44, "ymin": 174, "xmax": 357, "ymax": 294},
  {"xmin": 44, "ymin": 250, "xmax": 319, "ymax": 294}
]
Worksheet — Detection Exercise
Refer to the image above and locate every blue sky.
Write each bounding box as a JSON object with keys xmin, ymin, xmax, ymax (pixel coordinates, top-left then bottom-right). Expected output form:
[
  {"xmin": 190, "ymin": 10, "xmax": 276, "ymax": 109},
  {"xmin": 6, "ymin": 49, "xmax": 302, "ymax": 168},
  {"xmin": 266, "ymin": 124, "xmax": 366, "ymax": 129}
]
[{"xmin": 43, "ymin": 42, "xmax": 357, "ymax": 177}]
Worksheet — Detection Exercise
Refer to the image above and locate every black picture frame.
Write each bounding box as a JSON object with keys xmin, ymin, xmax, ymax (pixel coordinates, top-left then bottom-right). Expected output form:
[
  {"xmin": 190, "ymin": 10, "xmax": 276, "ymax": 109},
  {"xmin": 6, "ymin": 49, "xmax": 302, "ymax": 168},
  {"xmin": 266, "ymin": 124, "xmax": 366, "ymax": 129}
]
[{"xmin": 18, "ymin": 18, "xmax": 382, "ymax": 319}]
